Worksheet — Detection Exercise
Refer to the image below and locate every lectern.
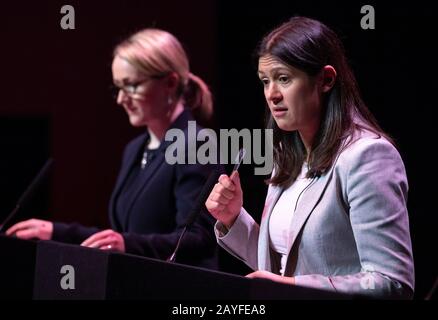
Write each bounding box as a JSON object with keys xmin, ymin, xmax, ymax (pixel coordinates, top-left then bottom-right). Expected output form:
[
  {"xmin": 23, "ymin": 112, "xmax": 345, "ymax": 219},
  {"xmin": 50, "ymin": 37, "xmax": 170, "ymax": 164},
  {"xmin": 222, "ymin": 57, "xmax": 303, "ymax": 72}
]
[{"xmin": 0, "ymin": 235, "xmax": 350, "ymax": 300}]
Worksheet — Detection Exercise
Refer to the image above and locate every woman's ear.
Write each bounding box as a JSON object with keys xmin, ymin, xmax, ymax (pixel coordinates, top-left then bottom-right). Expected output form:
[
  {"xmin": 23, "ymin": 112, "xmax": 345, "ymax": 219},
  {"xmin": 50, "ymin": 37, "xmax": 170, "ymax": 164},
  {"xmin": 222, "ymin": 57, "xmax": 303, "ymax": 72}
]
[
  {"xmin": 166, "ymin": 72, "xmax": 180, "ymax": 93},
  {"xmin": 320, "ymin": 65, "xmax": 337, "ymax": 93}
]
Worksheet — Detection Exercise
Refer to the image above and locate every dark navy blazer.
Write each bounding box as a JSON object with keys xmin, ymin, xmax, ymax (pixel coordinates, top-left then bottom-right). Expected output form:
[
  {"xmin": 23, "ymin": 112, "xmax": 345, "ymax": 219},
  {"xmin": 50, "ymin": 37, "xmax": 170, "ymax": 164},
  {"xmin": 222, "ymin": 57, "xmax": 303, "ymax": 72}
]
[{"xmin": 53, "ymin": 110, "xmax": 219, "ymax": 268}]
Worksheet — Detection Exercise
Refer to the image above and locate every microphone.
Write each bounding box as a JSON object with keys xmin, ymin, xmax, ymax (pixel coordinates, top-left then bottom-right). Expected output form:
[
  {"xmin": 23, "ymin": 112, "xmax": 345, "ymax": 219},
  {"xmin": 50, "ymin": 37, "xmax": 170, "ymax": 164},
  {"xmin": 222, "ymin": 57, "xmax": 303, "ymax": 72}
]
[
  {"xmin": 167, "ymin": 167, "xmax": 220, "ymax": 262},
  {"xmin": 0, "ymin": 158, "xmax": 54, "ymax": 233}
]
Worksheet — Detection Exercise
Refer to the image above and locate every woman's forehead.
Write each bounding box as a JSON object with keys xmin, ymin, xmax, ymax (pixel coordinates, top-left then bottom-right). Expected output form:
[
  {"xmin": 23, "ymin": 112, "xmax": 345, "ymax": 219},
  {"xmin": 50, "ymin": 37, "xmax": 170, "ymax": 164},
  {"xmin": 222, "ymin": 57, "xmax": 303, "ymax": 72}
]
[
  {"xmin": 258, "ymin": 55, "xmax": 295, "ymax": 74},
  {"xmin": 112, "ymin": 56, "xmax": 143, "ymax": 79}
]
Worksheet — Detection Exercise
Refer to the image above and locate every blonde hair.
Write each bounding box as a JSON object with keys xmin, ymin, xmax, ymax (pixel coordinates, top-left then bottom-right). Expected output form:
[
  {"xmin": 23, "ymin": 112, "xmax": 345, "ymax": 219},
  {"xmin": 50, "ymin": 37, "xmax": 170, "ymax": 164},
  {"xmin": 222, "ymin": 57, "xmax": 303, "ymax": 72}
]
[{"xmin": 114, "ymin": 29, "xmax": 213, "ymax": 127}]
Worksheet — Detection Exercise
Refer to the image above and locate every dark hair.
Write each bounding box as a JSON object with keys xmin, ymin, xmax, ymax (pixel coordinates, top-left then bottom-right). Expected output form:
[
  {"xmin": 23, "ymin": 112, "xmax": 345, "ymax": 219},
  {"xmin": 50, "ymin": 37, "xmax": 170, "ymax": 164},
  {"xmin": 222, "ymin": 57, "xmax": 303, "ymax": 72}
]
[{"xmin": 257, "ymin": 16, "xmax": 392, "ymax": 187}]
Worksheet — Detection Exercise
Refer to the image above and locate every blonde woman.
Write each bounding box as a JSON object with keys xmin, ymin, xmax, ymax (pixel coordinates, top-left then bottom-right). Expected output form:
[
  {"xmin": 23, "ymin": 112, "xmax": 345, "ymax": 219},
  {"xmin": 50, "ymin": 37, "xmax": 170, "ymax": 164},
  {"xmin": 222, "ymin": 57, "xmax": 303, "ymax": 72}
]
[{"xmin": 7, "ymin": 29, "xmax": 219, "ymax": 269}]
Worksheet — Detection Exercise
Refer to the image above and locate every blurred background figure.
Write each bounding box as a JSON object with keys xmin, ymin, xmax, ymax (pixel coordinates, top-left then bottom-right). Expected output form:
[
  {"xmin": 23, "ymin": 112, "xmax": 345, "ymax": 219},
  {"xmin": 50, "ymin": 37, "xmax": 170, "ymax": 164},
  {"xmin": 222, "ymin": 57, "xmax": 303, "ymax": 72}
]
[{"xmin": 6, "ymin": 28, "xmax": 220, "ymax": 269}]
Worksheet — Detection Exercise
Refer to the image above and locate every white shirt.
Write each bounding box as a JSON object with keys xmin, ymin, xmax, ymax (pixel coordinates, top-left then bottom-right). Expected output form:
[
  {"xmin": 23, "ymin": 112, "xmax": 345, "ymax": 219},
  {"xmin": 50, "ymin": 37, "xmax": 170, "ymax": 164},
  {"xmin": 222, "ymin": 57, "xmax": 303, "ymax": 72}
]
[
  {"xmin": 268, "ymin": 163, "xmax": 313, "ymax": 275},
  {"xmin": 147, "ymin": 128, "xmax": 161, "ymax": 149}
]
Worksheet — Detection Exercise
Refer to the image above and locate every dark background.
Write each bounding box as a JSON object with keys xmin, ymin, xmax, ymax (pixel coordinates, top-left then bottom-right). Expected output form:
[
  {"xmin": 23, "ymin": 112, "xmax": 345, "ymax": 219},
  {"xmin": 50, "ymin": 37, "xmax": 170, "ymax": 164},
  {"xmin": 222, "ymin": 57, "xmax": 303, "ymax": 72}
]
[{"xmin": 0, "ymin": 0, "xmax": 436, "ymax": 299}]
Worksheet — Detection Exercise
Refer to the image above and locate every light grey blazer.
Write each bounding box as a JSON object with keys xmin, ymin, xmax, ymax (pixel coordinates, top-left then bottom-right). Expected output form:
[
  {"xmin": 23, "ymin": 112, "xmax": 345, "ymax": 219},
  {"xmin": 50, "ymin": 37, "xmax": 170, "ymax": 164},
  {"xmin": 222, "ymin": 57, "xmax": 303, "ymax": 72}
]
[{"xmin": 216, "ymin": 130, "xmax": 414, "ymax": 299}]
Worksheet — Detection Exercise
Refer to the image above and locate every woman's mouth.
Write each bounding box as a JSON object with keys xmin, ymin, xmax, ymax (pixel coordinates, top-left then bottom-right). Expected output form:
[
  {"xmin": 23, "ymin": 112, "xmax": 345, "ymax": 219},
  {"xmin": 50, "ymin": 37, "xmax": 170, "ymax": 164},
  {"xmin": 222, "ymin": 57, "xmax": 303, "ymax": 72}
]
[
  {"xmin": 125, "ymin": 105, "xmax": 137, "ymax": 112},
  {"xmin": 272, "ymin": 107, "xmax": 288, "ymax": 117}
]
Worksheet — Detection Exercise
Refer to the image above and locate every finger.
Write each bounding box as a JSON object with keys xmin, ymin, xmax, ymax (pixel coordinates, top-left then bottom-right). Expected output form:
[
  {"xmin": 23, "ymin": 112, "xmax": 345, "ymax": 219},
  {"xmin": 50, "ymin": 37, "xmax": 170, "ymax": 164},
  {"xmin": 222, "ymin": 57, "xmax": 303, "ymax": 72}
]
[
  {"xmin": 5, "ymin": 220, "xmax": 33, "ymax": 236},
  {"xmin": 81, "ymin": 230, "xmax": 113, "ymax": 246},
  {"xmin": 82, "ymin": 235, "xmax": 101, "ymax": 247},
  {"xmin": 230, "ymin": 171, "xmax": 241, "ymax": 187},
  {"xmin": 99, "ymin": 244, "xmax": 113, "ymax": 251},
  {"xmin": 205, "ymin": 199, "xmax": 217, "ymax": 212},
  {"xmin": 206, "ymin": 196, "xmax": 225, "ymax": 209},
  {"xmin": 210, "ymin": 192, "xmax": 231, "ymax": 205},
  {"xmin": 81, "ymin": 235, "xmax": 99, "ymax": 247},
  {"xmin": 15, "ymin": 228, "xmax": 37, "ymax": 240},
  {"xmin": 218, "ymin": 175, "xmax": 235, "ymax": 191},
  {"xmin": 81, "ymin": 234, "xmax": 106, "ymax": 246},
  {"xmin": 208, "ymin": 201, "xmax": 226, "ymax": 214},
  {"xmin": 245, "ymin": 271, "xmax": 264, "ymax": 279},
  {"xmin": 83, "ymin": 237, "xmax": 111, "ymax": 249},
  {"xmin": 229, "ymin": 170, "xmax": 238, "ymax": 181},
  {"xmin": 215, "ymin": 184, "xmax": 235, "ymax": 199}
]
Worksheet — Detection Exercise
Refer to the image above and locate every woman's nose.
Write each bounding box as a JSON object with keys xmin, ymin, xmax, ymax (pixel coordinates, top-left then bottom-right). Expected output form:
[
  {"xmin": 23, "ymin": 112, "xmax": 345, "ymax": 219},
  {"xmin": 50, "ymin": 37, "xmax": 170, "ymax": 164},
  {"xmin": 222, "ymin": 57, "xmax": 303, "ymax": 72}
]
[
  {"xmin": 116, "ymin": 89, "xmax": 127, "ymax": 105},
  {"xmin": 266, "ymin": 84, "xmax": 282, "ymax": 104}
]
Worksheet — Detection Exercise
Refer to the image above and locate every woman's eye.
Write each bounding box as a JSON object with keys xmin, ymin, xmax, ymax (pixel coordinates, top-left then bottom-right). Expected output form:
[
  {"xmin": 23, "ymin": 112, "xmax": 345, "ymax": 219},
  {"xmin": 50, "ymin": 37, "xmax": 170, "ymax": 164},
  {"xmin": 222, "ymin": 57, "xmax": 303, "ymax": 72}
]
[
  {"xmin": 125, "ymin": 84, "xmax": 136, "ymax": 92},
  {"xmin": 260, "ymin": 78, "xmax": 269, "ymax": 86},
  {"xmin": 278, "ymin": 75, "xmax": 290, "ymax": 84}
]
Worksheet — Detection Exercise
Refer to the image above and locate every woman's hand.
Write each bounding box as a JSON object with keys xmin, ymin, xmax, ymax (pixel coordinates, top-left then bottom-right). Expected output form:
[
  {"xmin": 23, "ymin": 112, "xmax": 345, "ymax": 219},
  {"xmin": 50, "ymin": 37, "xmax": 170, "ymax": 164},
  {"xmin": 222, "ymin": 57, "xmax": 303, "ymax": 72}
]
[
  {"xmin": 246, "ymin": 270, "xmax": 295, "ymax": 285},
  {"xmin": 81, "ymin": 229, "xmax": 125, "ymax": 253},
  {"xmin": 5, "ymin": 219, "xmax": 53, "ymax": 240},
  {"xmin": 205, "ymin": 172, "xmax": 243, "ymax": 229}
]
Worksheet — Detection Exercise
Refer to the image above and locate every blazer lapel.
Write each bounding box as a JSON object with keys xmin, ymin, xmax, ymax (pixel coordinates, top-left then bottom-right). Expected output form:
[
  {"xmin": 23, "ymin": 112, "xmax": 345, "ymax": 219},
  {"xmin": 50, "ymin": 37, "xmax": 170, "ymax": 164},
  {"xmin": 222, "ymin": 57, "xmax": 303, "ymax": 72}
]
[
  {"xmin": 286, "ymin": 166, "xmax": 336, "ymax": 255},
  {"xmin": 113, "ymin": 135, "xmax": 147, "ymax": 199},
  {"xmin": 122, "ymin": 147, "xmax": 167, "ymax": 230},
  {"xmin": 109, "ymin": 133, "xmax": 147, "ymax": 229}
]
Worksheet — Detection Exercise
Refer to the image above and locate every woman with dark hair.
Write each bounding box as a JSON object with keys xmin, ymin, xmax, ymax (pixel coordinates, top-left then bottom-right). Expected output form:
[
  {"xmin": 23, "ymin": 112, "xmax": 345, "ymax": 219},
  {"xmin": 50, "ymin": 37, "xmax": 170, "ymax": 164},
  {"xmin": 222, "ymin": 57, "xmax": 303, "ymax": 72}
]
[
  {"xmin": 206, "ymin": 17, "xmax": 414, "ymax": 297},
  {"xmin": 7, "ymin": 28, "xmax": 219, "ymax": 269}
]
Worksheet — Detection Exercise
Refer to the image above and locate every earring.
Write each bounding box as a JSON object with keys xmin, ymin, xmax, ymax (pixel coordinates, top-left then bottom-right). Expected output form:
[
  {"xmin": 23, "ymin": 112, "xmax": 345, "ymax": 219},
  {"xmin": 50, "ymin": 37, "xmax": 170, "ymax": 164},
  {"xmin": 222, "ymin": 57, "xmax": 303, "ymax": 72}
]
[{"xmin": 167, "ymin": 96, "xmax": 173, "ymax": 105}]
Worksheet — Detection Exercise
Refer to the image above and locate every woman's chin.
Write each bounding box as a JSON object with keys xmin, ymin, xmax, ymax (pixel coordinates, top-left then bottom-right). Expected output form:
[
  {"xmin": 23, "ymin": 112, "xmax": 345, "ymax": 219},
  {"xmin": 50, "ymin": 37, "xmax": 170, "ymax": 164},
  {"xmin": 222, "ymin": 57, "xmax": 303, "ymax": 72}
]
[
  {"xmin": 128, "ymin": 116, "xmax": 145, "ymax": 127},
  {"xmin": 275, "ymin": 120, "xmax": 296, "ymax": 132}
]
